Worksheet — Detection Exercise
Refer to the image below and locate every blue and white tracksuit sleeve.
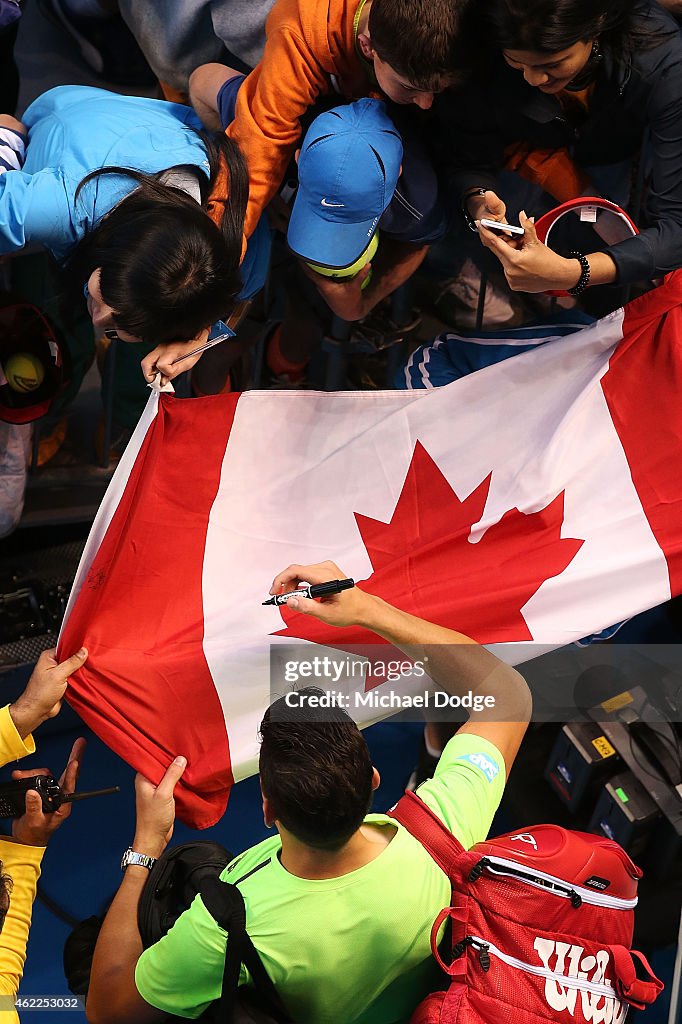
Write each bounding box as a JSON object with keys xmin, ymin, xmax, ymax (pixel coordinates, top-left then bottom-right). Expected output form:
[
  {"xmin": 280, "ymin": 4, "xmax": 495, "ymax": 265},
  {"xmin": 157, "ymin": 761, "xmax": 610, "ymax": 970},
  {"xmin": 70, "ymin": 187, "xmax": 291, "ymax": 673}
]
[{"xmin": 0, "ymin": 128, "xmax": 26, "ymax": 174}]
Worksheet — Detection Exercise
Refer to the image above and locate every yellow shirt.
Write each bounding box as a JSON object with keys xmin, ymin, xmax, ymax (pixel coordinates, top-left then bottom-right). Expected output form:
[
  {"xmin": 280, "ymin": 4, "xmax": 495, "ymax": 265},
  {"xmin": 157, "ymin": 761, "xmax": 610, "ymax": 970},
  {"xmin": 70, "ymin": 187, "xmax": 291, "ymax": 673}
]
[{"xmin": 0, "ymin": 706, "xmax": 43, "ymax": 1024}]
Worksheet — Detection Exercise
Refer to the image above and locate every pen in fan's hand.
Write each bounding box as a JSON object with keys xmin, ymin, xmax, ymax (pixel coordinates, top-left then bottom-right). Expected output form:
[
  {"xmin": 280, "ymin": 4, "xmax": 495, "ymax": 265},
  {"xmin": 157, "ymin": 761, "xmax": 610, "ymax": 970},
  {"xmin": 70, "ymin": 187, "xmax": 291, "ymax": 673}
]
[{"xmin": 170, "ymin": 320, "xmax": 236, "ymax": 366}]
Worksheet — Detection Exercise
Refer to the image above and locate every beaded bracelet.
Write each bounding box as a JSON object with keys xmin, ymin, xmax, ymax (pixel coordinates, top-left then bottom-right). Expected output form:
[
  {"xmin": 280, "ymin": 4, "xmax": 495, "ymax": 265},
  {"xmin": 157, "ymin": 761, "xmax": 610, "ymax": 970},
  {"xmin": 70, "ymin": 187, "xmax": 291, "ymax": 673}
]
[{"xmin": 567, "ymin": 251, "xmax": 591, "ymax": 295}]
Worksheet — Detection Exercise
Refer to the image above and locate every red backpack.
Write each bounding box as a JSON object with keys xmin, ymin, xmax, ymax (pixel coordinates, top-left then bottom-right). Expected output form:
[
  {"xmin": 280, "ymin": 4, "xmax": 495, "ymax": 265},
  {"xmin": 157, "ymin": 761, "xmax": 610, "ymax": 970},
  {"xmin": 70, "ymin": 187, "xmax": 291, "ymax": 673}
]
[{"xmin": 387, "ymin": 792, "xmax": 664, "ymax": 1024}]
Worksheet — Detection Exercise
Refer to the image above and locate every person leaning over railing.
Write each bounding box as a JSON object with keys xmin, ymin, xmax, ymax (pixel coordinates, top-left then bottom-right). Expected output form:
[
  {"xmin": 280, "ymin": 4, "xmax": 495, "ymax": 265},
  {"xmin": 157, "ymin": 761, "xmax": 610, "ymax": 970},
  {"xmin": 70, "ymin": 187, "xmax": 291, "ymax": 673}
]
[{"xmin": 437, "ymin": 0, "xmax": 682, "ymax": 295}]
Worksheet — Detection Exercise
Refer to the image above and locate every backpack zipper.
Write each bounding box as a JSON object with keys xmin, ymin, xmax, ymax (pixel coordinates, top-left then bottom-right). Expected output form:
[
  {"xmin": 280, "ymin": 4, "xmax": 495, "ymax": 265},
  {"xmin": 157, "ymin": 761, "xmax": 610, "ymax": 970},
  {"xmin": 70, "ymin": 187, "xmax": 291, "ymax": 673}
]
[
  {"xmin": 451, "ymin": 935, "xmax": 492, "ymax": 971},
  {"xmin": 465, "ymin": 936, "xmax": 623, "ymax": 1000},
  {"xmin": 468, "ymin": 856, "xmax": 637, "ymax": 910}
]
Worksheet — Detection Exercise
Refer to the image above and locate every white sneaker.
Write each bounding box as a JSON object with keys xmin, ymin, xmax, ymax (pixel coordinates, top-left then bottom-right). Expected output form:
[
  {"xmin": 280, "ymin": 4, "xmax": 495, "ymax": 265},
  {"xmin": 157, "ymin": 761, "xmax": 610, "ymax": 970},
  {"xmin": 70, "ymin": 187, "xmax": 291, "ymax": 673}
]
[{"xmin": 435, "ymin": 258, "xmax": 520, "ymax": 329}]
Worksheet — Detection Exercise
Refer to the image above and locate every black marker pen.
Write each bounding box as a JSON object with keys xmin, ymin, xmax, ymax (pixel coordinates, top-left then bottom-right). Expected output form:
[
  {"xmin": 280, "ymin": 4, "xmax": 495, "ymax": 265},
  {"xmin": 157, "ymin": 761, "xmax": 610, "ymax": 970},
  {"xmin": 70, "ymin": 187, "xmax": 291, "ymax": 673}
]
[{"xmin": 263, "ymin": 578, "xmax": 355, "ymax": 606}]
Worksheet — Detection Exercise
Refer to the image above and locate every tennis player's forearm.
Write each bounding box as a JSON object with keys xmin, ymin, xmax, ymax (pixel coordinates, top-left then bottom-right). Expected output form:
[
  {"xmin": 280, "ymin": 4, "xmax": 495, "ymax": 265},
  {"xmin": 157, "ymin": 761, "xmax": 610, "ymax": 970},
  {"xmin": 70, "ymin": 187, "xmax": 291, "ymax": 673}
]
[{"xmin": 361, "ymin": 595, "xmax": 531, "ymax": 722}]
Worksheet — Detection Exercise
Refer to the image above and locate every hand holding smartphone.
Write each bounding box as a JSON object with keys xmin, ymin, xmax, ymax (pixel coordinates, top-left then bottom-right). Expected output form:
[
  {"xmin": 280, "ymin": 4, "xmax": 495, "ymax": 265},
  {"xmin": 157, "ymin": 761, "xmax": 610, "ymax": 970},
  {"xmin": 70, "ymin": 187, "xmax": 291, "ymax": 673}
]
[{"xmin": 479, "ymin": 218, "xmax": 525, "ymax": 237}]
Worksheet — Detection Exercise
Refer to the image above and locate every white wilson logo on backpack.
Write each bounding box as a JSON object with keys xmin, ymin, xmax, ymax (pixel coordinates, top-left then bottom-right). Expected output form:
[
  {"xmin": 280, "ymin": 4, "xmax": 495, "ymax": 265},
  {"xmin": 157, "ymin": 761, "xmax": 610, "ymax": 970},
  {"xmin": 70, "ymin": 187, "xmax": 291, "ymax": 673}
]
[
  {"xmin": 534, "ymin": 939, "xmax": 627, "ymax": 1024},
  {"xmin": 509, "ymin": 833, "xmax": 538, "ymax": 850}
]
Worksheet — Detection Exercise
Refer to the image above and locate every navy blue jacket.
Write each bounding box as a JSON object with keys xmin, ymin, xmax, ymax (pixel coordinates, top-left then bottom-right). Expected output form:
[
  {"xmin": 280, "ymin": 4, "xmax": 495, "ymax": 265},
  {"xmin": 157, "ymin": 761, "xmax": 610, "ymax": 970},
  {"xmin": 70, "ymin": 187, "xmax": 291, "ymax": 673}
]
[{"xmin": 436, "ymin": 1, "xmax": 682, "ymax": 285}]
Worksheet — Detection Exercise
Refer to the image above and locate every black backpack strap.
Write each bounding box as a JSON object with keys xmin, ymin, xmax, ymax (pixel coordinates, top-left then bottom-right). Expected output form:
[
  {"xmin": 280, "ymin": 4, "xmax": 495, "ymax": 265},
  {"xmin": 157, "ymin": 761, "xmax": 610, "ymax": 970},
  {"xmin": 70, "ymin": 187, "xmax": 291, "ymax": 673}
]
[
  {"xmin": 200, "ymin": 875, "xmax": 245, "ymax": 1015},
  {"xmin": 199, "ymin": 874, "xmax": 292, "ymax": 1023}
]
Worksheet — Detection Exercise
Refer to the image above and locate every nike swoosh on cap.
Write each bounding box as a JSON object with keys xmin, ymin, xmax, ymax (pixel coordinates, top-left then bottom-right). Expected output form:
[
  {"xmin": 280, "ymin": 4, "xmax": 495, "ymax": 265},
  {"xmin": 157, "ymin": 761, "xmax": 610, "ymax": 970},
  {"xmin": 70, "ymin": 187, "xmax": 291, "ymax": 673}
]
[{"xmin": 321, "ymin": 198, "xmax": 345, "ymax": 208}]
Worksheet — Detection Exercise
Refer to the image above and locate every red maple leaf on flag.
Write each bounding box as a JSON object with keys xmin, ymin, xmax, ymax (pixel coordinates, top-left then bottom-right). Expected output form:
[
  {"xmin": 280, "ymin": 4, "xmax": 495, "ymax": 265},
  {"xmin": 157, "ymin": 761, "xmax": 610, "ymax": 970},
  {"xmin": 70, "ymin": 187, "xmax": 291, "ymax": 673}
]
[{"xmin": 273, "ymin": 442, "xmax": 583, "ymax": 664}]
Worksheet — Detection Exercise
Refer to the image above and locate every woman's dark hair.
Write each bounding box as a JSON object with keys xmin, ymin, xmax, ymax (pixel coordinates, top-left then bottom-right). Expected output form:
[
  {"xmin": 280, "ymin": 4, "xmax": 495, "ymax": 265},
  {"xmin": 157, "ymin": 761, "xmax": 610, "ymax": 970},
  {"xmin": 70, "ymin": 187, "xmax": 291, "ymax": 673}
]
[
  {"xmin": 259, "ymin": 688, "xmax": 374, "ymax": 851},
  {"xmin": 486, "ymin": 0, "xmax": 637, "ymax": 59},
  {"xmin": 65, "ymin": 131, "xmax": 247, "ymax": 345}
]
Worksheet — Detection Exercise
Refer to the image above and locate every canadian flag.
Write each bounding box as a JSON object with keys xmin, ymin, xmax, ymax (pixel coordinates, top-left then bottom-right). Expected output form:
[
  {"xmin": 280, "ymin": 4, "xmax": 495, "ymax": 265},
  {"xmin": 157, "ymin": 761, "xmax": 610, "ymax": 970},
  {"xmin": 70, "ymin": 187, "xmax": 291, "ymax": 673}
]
[{"xmin": 59, "ymin": 274, "xmax": 682, "ymax": 827}]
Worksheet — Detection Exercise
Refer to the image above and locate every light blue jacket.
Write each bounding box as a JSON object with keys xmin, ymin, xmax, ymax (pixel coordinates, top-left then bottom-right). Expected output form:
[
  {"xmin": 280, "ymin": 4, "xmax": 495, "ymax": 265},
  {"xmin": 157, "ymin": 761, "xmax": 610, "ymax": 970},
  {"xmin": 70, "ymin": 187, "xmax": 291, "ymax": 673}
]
[
  {"xmin": 0, "ymin": 85, "xmax": 211, "ymax": 260},
  {"xmin": 0, "ymin": 85, "xmax": 270, "ymax": 299}
]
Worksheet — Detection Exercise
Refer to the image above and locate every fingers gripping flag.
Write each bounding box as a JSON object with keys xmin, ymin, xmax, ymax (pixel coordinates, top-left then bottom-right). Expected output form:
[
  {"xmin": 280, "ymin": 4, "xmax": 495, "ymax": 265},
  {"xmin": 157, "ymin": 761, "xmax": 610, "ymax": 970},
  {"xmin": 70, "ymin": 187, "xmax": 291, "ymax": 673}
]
[{"xmin": 59, "ymin": 274, "xmax": 682, "ymax": 827}]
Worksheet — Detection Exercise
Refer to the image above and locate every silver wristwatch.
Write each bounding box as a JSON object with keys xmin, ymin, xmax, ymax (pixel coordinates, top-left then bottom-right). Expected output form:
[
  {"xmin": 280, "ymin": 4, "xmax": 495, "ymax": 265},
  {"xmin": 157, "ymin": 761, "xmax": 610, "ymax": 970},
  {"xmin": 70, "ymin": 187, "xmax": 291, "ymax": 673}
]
[{"xmin": 121, "ymin": 847, "xmax": 157, "ymax": 872}]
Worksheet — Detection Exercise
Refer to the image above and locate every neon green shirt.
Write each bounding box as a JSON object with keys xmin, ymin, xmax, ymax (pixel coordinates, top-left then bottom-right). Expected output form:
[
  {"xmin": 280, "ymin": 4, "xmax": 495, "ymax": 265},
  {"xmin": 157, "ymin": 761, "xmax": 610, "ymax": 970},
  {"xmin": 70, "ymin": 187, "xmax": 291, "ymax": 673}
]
[{"xmin": 135, "ymin": 732, "xmax": 506, "ymax": 1023}]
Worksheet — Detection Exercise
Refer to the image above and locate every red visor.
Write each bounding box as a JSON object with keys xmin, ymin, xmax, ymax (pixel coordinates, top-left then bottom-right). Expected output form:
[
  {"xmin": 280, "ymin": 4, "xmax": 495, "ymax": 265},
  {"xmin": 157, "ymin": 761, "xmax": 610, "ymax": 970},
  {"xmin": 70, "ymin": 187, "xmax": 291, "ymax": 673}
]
[{"xmin": 534, "ymin": 197, "xmax": 638, "ymax": 297}]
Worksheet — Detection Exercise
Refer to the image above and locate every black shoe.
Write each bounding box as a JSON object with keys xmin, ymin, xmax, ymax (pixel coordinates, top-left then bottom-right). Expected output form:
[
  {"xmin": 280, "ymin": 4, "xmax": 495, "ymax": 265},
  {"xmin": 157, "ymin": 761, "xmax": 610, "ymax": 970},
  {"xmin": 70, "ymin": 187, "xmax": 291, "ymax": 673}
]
[
  {"xmin": 38, "ymin": 0, "xmax": 156, "ymax": 86},
  {"xmin": 348, "ymin": 306, "xmax": 422, "ymax": 354}
]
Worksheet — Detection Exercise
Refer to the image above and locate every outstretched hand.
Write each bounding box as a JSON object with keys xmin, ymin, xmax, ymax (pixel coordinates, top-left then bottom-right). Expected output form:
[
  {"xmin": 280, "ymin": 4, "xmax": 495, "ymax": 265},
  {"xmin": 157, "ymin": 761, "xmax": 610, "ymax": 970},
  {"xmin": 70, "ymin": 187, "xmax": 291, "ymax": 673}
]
[
  {"xmin": 269, "ymin": 560, "xmax": 377, "ymax": 628},
  {"xmin": 9, "ymin": 647, "xmax": 88, "ymax": 740},
  {"xmin": 467, "ymin": 188, "xmax": 509, "ymax": 229},
  {"xmin": 12, "ymin": 737, "xmax": 87, "ymax": 847},
  {"xmin": 133, "ymin": 756, "xmax": 187, "ymax": 859},
  {"xmin": 141, "ymin": 329, "xmax": 210, "ymax": 386},
  {"xmin": 478, "ymin": 210, "xmax": 582, "ymax": 293}
]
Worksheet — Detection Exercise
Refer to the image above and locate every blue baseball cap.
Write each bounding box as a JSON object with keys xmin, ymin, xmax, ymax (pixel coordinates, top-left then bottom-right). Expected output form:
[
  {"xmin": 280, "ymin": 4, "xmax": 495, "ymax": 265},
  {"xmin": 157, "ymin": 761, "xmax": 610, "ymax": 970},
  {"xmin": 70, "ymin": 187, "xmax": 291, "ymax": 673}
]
[{"xmin": 287, "ymin": 99, "xmax": 403, "ymax": 270}]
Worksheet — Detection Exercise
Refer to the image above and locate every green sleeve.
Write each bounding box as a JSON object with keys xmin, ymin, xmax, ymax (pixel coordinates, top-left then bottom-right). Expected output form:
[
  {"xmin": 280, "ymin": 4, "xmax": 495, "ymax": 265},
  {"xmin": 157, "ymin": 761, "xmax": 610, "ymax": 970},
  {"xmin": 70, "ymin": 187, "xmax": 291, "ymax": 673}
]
[
  {"xmin": 415, "ymin": 732, "xmax": 506, "ymax": 849},
  {"xmin": 134, "ymin": 893, "xmax": 227, "ymax": 1019}
]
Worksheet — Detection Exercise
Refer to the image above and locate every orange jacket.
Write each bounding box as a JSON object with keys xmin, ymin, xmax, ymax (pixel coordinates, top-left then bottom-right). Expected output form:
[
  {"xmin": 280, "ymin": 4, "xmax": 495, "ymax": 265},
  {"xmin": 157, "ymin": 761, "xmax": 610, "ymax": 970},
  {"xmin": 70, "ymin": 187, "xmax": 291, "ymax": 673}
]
[
  {"xmin": 502, "ymin": 87, "xmax": 594, "ymax": 205},
  {"xmin": 223, "ymin": 0, "xmax": 375, "ymax": 239},
  {"xmin": 504, "ymin": 143, "xmax": 591, "ymax": 205}
]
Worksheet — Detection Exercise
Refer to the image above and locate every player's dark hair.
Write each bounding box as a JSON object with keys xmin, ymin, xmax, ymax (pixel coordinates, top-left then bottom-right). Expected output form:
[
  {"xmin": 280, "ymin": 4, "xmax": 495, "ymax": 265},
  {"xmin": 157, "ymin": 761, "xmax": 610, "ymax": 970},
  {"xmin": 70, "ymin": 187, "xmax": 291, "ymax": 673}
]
[
  {"xmin": 369, "ymin": 0, "xmax": 468, "ymax": 89},
  {"xmin": 259, "ymin": 688, "xmax": 374, "ymax": 850},
  {"xmin": 65, "ymin": 132, "xmax": 247, "ymax": 345}
]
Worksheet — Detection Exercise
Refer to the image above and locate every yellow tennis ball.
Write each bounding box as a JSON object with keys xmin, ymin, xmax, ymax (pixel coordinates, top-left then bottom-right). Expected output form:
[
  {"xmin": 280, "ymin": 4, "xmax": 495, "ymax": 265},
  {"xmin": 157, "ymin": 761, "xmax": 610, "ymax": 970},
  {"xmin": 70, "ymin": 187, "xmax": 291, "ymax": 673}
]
[
  {"xmin": 306, "ymin": 232, "xmax": 379, "ymax": 289},
  {"xmin": 4, "ymin": 352, "xmax": 45, "ymax": 393}
]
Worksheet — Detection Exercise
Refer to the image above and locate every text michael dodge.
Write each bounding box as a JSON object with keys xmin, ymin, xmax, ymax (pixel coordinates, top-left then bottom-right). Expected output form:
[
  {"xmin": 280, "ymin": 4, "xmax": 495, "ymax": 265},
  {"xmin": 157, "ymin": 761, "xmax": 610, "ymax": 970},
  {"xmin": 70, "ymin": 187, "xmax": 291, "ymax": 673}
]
[{"xmin": 284, "ymin": 690, "xmax": 497, "ymax": 712}]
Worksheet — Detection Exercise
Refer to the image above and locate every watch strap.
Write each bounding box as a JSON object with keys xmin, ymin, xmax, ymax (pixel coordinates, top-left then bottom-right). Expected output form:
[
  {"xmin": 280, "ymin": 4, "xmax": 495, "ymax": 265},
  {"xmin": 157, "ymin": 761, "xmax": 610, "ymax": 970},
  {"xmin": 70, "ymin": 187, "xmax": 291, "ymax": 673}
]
[
  {"xmin": 121, "ymin": 847, "xmax": 157, "ymax": 872},
  {"xmin": 462, "ymin": 187, "xmax": 487, "ymax": 233}
]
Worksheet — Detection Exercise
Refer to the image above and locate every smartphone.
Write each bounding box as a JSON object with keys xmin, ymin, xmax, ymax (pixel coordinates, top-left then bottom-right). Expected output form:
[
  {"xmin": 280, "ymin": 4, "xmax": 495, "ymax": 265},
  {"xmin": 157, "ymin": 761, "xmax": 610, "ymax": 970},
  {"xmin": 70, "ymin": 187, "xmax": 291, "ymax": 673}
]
[{"xmin": 479, "ymin": 218, "xmax": 525, "ymax": 237}]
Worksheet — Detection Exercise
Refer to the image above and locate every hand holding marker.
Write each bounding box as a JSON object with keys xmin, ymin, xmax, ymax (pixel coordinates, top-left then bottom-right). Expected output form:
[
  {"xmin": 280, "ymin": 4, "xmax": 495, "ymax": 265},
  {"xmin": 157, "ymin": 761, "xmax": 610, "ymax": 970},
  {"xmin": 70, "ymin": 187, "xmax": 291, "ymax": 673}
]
[
  {"xmin": 170, "ymin": 319, "xmax": 236, "ymax": 367},
  {"xmin": 263, "ymin": 578, "xmax": 355, "ymax": 606}
]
